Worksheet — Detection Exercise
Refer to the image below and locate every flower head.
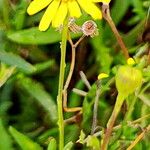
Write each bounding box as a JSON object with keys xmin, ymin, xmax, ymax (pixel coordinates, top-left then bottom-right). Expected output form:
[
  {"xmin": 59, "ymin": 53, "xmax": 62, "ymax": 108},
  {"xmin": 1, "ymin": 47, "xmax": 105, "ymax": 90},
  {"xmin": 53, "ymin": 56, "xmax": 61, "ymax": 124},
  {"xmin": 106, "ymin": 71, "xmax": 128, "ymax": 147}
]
[
  {"xmin": 92, "ymin": 0, "xmax": 111, "ymax": 4},
  {"xmin": 115, "ymin": 65, "xmax": 142, "ymax": 97},
  {"xmin": 27, "ymin": 0, "xmax": 106, "ymax": 31}
]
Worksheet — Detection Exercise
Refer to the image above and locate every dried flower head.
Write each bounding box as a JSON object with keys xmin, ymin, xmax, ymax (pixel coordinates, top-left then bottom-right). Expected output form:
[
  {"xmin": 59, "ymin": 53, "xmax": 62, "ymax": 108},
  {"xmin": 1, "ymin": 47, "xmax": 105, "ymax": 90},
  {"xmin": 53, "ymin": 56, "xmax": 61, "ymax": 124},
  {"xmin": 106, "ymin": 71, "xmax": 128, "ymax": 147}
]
[
  {"xmin": 68, "ymin": 17, "xmax": 82, "ymax": 33},
  {"xmin": 82, "ymin": 20, "xmax": 99, "ymax": 37}
]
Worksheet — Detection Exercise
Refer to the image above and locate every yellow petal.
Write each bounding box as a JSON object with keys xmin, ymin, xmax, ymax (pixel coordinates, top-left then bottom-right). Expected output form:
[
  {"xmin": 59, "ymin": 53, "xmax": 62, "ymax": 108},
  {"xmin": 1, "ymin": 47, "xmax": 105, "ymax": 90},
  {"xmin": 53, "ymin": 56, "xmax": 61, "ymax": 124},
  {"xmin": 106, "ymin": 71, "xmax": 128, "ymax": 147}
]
[
  {"xmin": 39, "ymin": 0, "xmax": 60, "ymax": 31},
  {"xmin": 52, "ymin": 2, "xmax": 68, "ymax": 27},
  {"xmin": 68, "ymin": 0, "xmax": 81, "ymax": 18},
  {"xmin": 127, "ymin": 58, "xmax": 135, "ymax": 66},
  {"xmin": 27, "ymin": 0, "xmax": 53, "ymax": 15},
  {"xmin": 92, "ymin": 0, "xmax": 111, "ymax": 4},
  {"xmin": 98, "ymin": 73, "xmax": 109, "ymax": 80},
  {"xmin": 77, "ymin": 0, "xmax": 102, "ymax": 19}
]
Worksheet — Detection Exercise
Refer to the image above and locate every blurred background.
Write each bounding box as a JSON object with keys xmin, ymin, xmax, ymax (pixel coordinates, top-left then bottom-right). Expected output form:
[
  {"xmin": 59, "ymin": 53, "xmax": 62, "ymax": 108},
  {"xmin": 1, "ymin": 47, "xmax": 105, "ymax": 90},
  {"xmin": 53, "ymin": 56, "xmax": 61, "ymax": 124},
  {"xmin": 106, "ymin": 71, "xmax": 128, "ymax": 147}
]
[{"xmin": 0, "ymin": 0, "xmax": 150, "ymax": 149}]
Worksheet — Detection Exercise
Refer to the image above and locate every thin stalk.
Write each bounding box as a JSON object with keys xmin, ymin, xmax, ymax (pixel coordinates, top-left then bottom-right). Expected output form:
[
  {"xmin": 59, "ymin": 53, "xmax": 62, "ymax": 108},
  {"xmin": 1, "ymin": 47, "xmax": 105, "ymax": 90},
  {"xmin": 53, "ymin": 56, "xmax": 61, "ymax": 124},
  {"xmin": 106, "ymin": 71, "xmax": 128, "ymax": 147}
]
[
  {"xmin": 147, "ymin": 47, "xmax": 150, "ymax": 65},
  {"xmin": 101, "ymin": 93, "xmax": 125, "ymax": 150},
  {"xmin": 57, "ymin": 17, "xmax": 68, "ymax": 150},
  {"xmin": 127, "ymin": 125, "xmax": 150, "ymax": 150},
  {"xmin": 91, "ymin": 84, "xmax": 101, "ymax": 135},
  {"xmin": 102, "ymin": 4, "xmax": 129, "ymax": 59},
  {"xmin": 63, "ymin": 46, "xmax": 75, "ymax": 91},
  {"xmin": 63, "ymin": 35, "xmax": 85, "ymax": 112},
  {"xmin": 79, "ymin": 71, "xmax": 91, "ymax": 90}
]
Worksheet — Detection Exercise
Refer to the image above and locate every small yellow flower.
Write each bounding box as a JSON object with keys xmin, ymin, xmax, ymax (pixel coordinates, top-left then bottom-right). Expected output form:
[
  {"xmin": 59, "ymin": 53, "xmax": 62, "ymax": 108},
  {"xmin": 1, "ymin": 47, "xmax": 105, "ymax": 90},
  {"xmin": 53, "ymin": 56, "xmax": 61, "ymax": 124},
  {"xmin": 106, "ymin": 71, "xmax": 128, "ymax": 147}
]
[
  {"xmin": 127, "ymin": 58, "xmax": 136, "ymax": 66},
  {"xmin": 27, "ymin": 0, "xmax": 108, "ymax": 31},
  {"xmin": 98, "ymin": 73, "xmax": 109, "ymax": 80}
]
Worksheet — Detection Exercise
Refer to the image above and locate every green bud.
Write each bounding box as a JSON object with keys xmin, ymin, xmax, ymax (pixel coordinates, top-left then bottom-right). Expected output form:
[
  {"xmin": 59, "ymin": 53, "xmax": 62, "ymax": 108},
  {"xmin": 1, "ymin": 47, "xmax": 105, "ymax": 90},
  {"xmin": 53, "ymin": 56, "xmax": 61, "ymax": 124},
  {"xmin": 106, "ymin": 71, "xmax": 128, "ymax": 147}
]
[{"xmin": 115, "ymin": 66, "xmax": 142, "ymax": 97}]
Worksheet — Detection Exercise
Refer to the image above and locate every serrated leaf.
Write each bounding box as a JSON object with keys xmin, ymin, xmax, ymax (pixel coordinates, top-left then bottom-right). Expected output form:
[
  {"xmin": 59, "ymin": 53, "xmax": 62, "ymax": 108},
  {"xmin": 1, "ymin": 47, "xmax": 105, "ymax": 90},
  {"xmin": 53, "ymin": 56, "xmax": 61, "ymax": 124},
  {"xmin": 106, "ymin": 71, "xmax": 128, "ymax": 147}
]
[
  {"xmin": 0, "ymin": 50, "xmax": 35, "ymax": 73},
  {"xmin": 20, "ymin": 77, "xmax": 57, "ymax": 123},
  {"xmin": 9, "ymin": 126, "xmax": 42, "ymax": 150},
  {"xmin": 0, "ymin": 119, "xmax": 13, "ymax": 150}
]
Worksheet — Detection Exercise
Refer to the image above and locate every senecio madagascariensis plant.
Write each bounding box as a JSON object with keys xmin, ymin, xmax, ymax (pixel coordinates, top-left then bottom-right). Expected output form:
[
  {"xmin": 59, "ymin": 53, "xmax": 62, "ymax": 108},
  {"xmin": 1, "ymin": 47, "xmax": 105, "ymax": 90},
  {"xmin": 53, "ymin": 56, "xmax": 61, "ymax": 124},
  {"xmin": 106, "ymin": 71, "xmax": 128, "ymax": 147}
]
[{"xmin": 27, "ymin": 0, "xmax": 111, "ymax": 31}]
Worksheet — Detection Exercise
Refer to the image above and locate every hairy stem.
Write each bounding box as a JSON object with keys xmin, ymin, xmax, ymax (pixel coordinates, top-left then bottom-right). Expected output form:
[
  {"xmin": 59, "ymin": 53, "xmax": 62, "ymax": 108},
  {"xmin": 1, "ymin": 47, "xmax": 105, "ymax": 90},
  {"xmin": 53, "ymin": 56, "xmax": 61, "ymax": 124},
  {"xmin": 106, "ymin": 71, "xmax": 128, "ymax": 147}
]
[
  {"xmin": 57, "ymin": 17, "xmax": 68, "ymax": 150},
  {"xmin": 101, "ymin": 93, "xmax": 125, "ymax": 150}
]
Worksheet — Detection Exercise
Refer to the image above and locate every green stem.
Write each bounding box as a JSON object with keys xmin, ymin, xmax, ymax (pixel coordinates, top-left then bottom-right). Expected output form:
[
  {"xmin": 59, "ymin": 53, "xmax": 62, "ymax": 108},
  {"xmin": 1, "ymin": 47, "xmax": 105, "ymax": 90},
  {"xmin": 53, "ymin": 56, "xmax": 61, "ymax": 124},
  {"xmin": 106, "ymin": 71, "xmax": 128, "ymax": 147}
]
[
  {"xmin": 101, "ymin": 93, "xmax": 125, "ymax": 150},
  {"xmin": 57, "ymin": 17, "xmax": 68, "ymax": 150},
  {"xmin": 2, "ymin": 0, "xmax": 10, "ymax": 28},
  {"xmin": 124, "ymin": 96, "xmax": 137, "ymax": 121}
]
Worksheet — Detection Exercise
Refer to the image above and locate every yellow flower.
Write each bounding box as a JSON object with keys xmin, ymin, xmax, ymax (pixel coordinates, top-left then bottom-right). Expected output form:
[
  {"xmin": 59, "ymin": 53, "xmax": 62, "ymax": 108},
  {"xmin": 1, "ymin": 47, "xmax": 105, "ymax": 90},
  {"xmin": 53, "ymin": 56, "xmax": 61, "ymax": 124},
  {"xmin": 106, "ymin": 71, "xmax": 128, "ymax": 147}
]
[
  {"xmin": 27, "ymin": 0, "xmax": 104, "ymax": 31},
  {"xmin": 98, "ymin": 73, "xmax": 109, "ymax": 80},
  {"xmin": 127, "ymin": 58, "xmax": 136, "ymax": 66},
  {"xmin": 92, "ymin": 0, "xmax": 111, "ymax": 4}
]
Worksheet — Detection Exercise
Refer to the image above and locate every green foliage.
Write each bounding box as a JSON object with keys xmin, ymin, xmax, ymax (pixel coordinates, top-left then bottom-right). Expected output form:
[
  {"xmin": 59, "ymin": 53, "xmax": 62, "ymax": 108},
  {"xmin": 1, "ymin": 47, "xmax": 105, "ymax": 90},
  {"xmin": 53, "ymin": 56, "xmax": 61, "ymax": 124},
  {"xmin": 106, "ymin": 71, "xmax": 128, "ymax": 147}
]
[
  {"xmin": 86, "ymin": 135, "xmax": 100, "ymax": 150},
  {"xmin": 9, "ymin": 126, "xmax": 42, "ymax": 150},
  {"xmin": 0, "ymin": 50, "xmax": 35, "ymax": 73},
  {"xmin": 0, "ymin": 0, "xmax": 149, "ymax": 150},
  {"xmin": 19, "ymin": 77, "xmax": 57, "ymax": 123},
  {"xmin": 0, "ymin": 119, "xmax": 13, "ymax": 150},
  {"xmin": 47, "ymin": 138, "xmax": 57, "ymax": 150},
  {"xmin": 64, "ymin": 142, "xmax": 73, "ymax": 150},
  {"xmin": 7, "ymin": 27, "xmax": 81, "ymax": 45}
]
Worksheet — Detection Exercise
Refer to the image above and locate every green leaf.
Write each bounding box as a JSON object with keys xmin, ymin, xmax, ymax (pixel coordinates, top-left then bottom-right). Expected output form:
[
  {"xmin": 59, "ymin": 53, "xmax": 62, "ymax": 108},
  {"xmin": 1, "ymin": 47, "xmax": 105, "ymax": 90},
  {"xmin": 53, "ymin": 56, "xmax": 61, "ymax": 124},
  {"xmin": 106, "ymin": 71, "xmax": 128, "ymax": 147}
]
[
  {"xmin": 0, "ymin": 50, "xmax": 35, "ymax": 73},
  {"xmin": 32, "ymin": 60, "xmax": 55, "ymax": 75},
  {"xmin": 111, "ymin": 0, "xmax": 130, "ymax": 25},
  {"xmin": 86, "ymin": 135, "xmax": 100, "ymax": 150},
  {"xmin": 47, "ymin": 138, "xmax": 56, "ymax": 150},
  {"xmin": 9, "ymin": 126, "xmax": 42, "ymax": 150},
  {"xmin": 123, "ymin": 20, "xmax": 145, "ymax": 46},
  {"xmin": 0, "ymin": 63, "xmax": 15, "ymax": 87},
  {"xmin": 7, "ymin": 27, "xmax": 81, "ymax": 45},
  {"xmin": 77, "ymin": 130, "xmax": 86, "ymax": 144},
  {"xmin": 0, "ymin": 119, "xmax": 13, "ymax": 150},
  {"xmin": 82, "ymin": 84, "xmax": 97, "ymax": 128},
  {"xmin": 19, "ymin": 77, "xmax": 57, "ymax": 123},
  {"xmin": 13, "ymin": 0, "xmax": 29, "ymax": 30},
  {"xmin": 64, "ymin": 142, "xmax": 73, "ymax": 150}
]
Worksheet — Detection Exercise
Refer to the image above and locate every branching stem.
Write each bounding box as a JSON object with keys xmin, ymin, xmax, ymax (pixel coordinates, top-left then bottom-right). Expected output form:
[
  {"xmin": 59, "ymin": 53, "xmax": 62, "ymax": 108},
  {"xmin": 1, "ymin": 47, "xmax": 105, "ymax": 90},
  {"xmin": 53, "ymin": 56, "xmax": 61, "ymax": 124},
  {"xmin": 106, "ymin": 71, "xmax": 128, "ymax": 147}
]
[{"xmin": 63, "ymin": 35, "xmax": 85, "ymax": 112}]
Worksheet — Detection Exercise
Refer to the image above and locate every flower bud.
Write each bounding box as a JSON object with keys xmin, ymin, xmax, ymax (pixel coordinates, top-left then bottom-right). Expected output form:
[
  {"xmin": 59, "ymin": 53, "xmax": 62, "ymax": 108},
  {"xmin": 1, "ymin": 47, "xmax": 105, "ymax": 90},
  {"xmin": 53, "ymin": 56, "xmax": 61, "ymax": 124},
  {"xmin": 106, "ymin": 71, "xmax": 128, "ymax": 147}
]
[{"xmin": 115, "ymin": 66, "xmax": 142, "ymax": 97}]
